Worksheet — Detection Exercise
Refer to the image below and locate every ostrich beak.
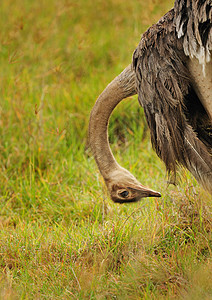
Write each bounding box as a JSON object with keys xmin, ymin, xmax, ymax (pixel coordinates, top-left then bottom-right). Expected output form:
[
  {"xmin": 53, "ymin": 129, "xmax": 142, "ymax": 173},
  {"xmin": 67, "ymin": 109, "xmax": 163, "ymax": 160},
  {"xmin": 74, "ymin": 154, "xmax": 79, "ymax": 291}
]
[
  {"xmin": 128, "ymin": 184, "xmax": 161, "ymax": 198},
  {"xmin": 110, "ymin": 181, "xmax": 161, "ymax": 203}
]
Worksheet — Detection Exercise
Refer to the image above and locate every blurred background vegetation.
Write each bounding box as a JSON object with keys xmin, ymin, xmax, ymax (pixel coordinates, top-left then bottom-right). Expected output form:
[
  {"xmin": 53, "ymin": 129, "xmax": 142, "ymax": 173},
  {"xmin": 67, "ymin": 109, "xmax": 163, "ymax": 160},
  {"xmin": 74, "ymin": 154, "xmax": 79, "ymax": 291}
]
[{"xmin": 0, "ymin": 0, "xmax": 211, "ymax": 299}]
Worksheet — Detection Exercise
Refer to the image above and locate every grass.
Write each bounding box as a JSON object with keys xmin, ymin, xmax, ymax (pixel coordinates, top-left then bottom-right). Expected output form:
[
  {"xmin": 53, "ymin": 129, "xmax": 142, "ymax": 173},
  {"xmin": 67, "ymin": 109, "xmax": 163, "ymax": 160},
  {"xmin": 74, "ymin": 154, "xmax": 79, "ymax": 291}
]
[{"xmin": 0, "ymin": 0, "xmax": 212, "ymax": 298}]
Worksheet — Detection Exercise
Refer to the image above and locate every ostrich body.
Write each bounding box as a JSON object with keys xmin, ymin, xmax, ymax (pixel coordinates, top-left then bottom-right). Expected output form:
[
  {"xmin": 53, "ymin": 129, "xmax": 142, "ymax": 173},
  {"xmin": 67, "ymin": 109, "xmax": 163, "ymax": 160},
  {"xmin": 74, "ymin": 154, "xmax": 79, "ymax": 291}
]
[{"xmin": 89, "ymin": 1, "xmax": 212, "ymax": 203}]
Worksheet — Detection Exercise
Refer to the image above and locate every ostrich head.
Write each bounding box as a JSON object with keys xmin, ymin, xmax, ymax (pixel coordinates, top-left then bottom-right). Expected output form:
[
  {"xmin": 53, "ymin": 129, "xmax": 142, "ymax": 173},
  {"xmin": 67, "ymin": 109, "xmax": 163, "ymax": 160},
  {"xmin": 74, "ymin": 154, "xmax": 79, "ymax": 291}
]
[
  {"xmin": 89, "ymin": 65, "xmax": 161, "ymax": 203},
  {"xmin": 105, "ymin": 167, "xmax": 161, "ymax": 203}
]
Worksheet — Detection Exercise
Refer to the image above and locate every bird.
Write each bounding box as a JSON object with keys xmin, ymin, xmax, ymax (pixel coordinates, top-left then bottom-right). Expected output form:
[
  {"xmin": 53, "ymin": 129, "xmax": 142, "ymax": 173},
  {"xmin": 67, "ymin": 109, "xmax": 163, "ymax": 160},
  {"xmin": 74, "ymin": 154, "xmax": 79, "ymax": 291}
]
[{"xmin": 89, "ymin": 0, "xmax": 212, "ymax": 203}]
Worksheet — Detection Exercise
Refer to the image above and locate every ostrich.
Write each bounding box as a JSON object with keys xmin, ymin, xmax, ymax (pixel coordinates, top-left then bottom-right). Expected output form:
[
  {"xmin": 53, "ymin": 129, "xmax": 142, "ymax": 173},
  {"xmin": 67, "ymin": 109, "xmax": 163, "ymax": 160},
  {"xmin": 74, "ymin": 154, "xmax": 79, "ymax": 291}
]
[{"xmin": 89, "ymin": 0, "xmax": 212, "ymax": 203}]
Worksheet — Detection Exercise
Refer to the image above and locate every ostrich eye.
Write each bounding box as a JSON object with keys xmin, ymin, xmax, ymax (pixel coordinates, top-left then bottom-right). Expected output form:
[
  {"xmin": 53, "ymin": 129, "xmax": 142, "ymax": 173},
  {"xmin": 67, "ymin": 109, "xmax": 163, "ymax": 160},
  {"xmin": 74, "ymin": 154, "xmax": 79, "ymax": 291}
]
[{"xmin": 119, "ymin": 190, "xmax": 129, "ymax": 198}]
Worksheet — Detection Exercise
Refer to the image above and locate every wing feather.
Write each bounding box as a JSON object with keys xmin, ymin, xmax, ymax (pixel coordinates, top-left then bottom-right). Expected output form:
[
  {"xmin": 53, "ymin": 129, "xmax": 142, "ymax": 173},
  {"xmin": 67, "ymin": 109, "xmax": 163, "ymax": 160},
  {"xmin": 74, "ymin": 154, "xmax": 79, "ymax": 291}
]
[
  {"xmin": 133, "ymin": 9, "xmax": 212, "ymax": 191},
  {"xmin": 174, "ymin": 0, "xmax": 212, "ymax": 69}
]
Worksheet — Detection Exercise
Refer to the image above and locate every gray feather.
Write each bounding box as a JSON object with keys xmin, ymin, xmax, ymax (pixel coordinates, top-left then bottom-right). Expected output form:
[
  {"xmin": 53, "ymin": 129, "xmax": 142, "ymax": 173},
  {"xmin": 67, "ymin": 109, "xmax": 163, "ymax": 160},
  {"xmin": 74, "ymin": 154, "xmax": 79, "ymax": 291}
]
[{"xmin": 133, "ymin": 7, "xmax": 212, "ymax": 192}]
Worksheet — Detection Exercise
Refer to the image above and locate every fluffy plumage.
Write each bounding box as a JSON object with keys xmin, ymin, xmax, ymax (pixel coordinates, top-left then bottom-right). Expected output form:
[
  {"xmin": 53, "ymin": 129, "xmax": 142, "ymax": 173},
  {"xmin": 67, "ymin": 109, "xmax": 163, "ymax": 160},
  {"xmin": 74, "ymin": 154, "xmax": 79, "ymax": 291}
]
[
  {"xmin": 174, "ymin": 0, "xmax": 212, "ymax": 71},
  {"xmin": 133, "ymin": 8, "xmax": 212, "ymax": 191}
]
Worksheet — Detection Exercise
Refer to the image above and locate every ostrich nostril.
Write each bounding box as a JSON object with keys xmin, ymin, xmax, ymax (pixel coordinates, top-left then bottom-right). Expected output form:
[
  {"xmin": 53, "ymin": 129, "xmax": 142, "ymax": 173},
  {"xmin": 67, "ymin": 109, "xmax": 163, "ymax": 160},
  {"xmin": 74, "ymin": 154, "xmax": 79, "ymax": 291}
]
[{"xmin": 120, "ymin": 190, "xmax": 129, "ymax": 198}]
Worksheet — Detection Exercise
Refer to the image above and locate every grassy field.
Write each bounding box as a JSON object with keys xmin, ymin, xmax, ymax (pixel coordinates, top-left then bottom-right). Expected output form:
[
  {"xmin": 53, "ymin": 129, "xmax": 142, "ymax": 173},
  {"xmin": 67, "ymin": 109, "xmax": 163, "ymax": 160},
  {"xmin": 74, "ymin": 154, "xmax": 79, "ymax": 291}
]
[{"xmin": 0, "ymin": 0, "xmax": 212, "ymax": 298}]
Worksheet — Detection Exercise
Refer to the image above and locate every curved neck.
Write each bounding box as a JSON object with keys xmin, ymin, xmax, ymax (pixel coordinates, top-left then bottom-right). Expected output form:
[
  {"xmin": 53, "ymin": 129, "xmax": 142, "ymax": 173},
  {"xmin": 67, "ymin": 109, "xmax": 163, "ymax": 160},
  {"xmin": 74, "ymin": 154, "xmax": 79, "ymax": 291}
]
[{"xmin": 89, "ymin": 65, "xmax": 136, "ymax": 180}]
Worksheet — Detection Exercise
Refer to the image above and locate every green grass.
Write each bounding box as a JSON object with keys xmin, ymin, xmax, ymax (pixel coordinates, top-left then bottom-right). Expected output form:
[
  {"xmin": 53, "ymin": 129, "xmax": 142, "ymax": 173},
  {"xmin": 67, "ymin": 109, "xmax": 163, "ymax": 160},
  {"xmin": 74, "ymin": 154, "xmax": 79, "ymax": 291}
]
[{"xmin": 0, "ymin": 0, "xmax": 212, "ymax": 299}]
